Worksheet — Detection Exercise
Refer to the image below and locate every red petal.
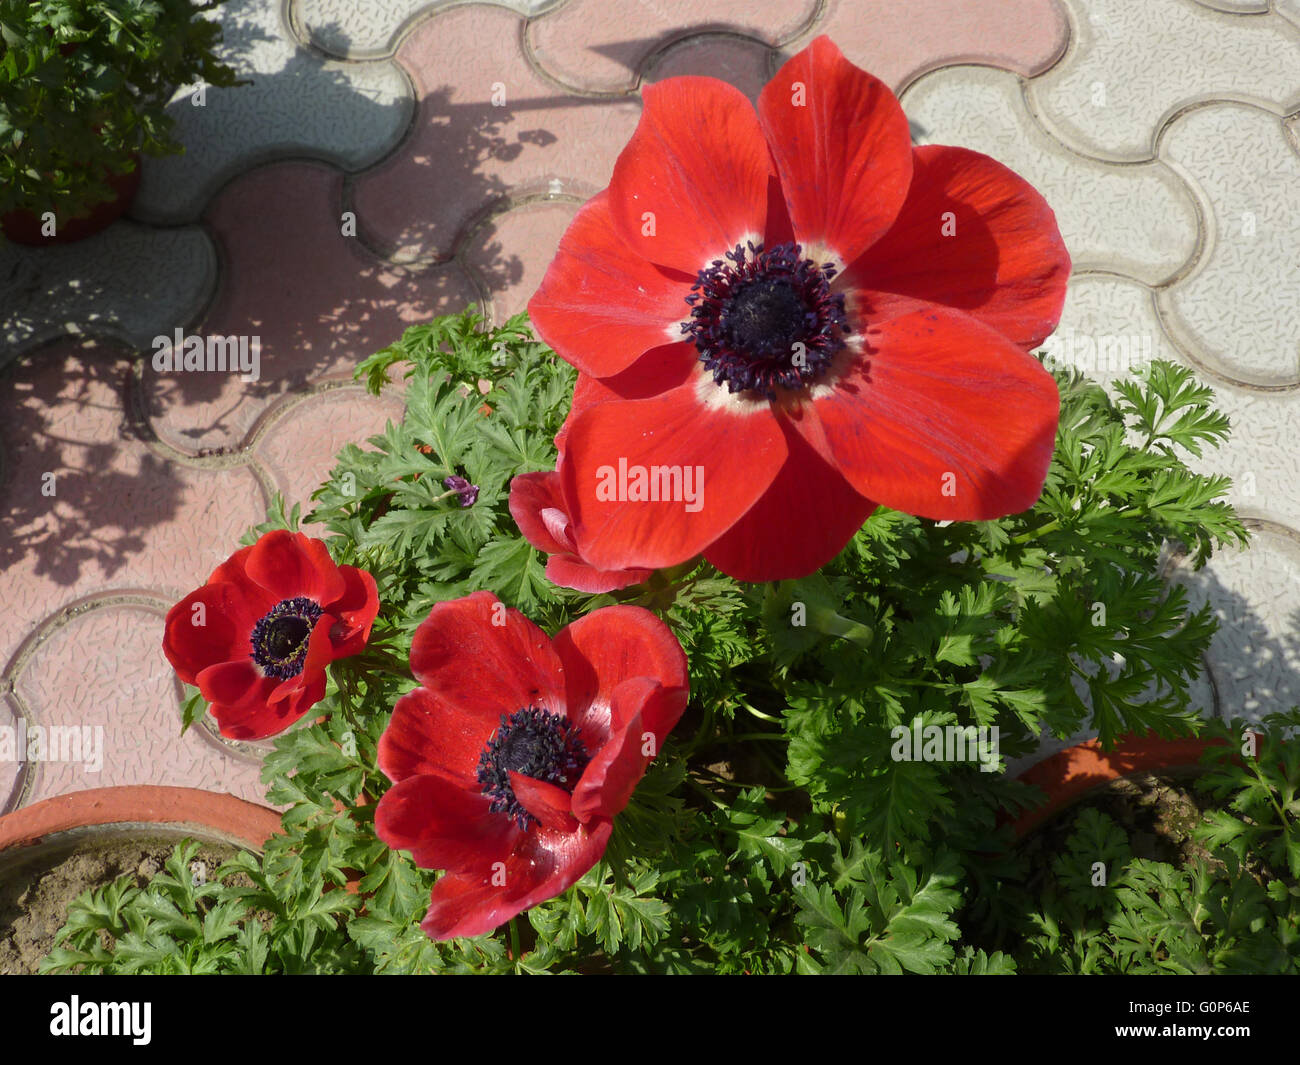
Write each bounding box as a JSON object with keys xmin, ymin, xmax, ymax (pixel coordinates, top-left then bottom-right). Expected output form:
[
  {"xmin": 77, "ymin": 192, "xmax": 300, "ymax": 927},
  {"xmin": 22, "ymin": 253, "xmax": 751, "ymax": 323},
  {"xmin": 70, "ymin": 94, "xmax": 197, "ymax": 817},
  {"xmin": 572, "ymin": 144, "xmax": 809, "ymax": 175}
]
[
  {"xmin": 704, "ymin": 419, "xmax": 877, "ymax": 580},
  {"xmin": 841, "ymin": 145, "xmax": 1070, "ymax": 349},
  {"xmin": 529, "ymin": 191, "xmax": 695, "ymax": 378},
  {"xmin": 408, "ymin": 591, "xmax": 567, "ymax": 719},
  {"xmin": 375, "ymin": 774, "xmax": 516, "ymax": 874},
  {"xmin": 545, "ymin": 553, "xmax": 653, "ymax": 594},
  {"xmin": 161, "ymin": 582, "xmax": 259, "ymax": 684},
  {"xmin": 197, "ymin": 659, "xmax": 303, "ymax": 741},
  {"xmin": 509, "ymin": 773, "xmax": 579, "ymax": 833},
  {"xmin": 757, "ymin": 36, "xmax": 912, "ymax": 267},
  {"xmin": 571, "ymin": 678, "xmax": 687, "ymax": 823},
  {"xmin": 509, "ymin": 472, "xmax": 574, "ymax": 555},
  {"xmin": 245, "ymin": 531, "xmax": 345, "ymax": 606},
  {"xmin": 207, "ymin": 545, "xmax": 277, "ymax": 616},
  {"xmin": 420, "ymin": 819, "xmax": 613, "ymax": 940},
  {"xmin": 325, "ymin": 565, "xmax": 380, "ymax": 658},
  {"xmin": 196, "ymin": 658, "xmax": 265, "ymax": 708},
  {"xmin": 552, "ymin": 606, "xmax": 689, "ymax": 751},
  {"xmin": 803, "ymin": 308, "xmax": 1059, "ymax": 520},
  {"xmin": 510, "ymin": 471, "xmax": 654, "ymax": 592},
  {"xmin": 608, "ymin": 77, "xmax": 774, "ymax": 273},
  {"xmin": 377, "ymin": 685, "xmax": 491, "ymax": 789},
  {"xmin": 560, "ymin": 379, "xmax": 788, "ymax": 570},
  {"xmin": 555, "ymin": 344, "xmax": 698, "ymax": 459}
]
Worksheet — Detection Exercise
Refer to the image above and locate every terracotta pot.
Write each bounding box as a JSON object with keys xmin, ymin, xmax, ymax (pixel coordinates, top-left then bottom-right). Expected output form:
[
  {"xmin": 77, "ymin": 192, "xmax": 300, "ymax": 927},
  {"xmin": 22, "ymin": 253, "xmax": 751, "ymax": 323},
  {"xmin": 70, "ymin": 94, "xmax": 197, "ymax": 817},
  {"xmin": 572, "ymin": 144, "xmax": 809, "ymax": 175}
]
[
  {"xmin": 1, "ymin": 154, "xmax": 142, "ymax": 246},
  {"xmin": 1011, "ymin": 733, "xmax": 1239, "ymax": 838},
  {"xmin": 0, "ymin": 785, "xmax": 281, "ymax": 857}
]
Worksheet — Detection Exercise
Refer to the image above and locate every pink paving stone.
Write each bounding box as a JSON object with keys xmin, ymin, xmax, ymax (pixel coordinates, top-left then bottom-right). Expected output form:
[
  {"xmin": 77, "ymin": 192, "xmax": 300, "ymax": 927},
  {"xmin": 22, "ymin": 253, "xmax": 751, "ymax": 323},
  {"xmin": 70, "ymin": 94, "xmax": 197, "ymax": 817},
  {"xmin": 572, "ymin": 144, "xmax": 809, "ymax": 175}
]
[
  {"xmin": 13, "ymin": 604, "xmax": 265, "ymax": 808},
  {"xmin": 794, "ymin": 0, "xmax": 1069, "ymax": 93},
  {"xmin": 0, "ymin": 697, "xmax": 22, "ymax": 813},
  {"xmin": 642, "ymin": 34, "xmax": 772, "ymax": 103},
  {"xmin": 352, "ymin": 6, "xmax": 641, "ymax": 261},
  {"xmin": 145, "ymin": 161, "xmax": 478, "ymax": 456},
  {"xmin": 0, "ymin": 339, "xmax": 265, "ymax": 672},
  {"xmin": 464, "ymin": 199, "xmax": 580, "ymax": 323},
  {"xmin": 527, "ymin": 0, "xmax": 819, "ymax": 93},
  {"xmin": 255, "ymin": 385, "xmax": 408, "ymax": 529}
]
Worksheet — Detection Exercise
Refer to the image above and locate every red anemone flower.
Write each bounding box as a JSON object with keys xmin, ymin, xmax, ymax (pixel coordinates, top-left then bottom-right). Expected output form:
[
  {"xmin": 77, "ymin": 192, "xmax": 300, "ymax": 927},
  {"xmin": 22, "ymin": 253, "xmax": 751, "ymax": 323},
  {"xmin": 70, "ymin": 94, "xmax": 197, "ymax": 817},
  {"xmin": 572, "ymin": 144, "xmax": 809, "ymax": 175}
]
[
  {"xmin": 374, "ymin": 591, "xmax": 688, "ymax": 940},
  {"xmin": 162, "ymin": 530, "xmax": 380, "ymax": 740},
  {"xmin": 528, "ymin": 35, "xmax": 1070, "ymax": 582}
]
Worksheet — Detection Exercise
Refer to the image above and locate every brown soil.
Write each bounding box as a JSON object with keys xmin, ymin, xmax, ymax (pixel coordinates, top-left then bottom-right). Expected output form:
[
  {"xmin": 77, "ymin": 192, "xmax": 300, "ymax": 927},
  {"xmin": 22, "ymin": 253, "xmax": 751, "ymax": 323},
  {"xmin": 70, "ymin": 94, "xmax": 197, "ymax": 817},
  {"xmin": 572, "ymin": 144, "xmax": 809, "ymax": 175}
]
[
  {"xmin": 1047, "ymin": 770, "xmax": 1213, "ymax": 866},
  {"xmin": 0, "ymin": 835, "xmax": 240, "ymax": 974}
]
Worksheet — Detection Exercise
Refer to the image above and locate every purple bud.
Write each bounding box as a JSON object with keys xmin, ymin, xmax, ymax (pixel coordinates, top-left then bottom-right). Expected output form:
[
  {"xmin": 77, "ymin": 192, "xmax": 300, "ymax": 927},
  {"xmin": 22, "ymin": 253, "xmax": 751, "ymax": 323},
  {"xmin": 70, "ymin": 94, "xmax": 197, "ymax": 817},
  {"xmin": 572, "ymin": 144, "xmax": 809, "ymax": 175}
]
[{"xmin": 444, "ymin": 475, "xmax": 480, "ymax": 508}]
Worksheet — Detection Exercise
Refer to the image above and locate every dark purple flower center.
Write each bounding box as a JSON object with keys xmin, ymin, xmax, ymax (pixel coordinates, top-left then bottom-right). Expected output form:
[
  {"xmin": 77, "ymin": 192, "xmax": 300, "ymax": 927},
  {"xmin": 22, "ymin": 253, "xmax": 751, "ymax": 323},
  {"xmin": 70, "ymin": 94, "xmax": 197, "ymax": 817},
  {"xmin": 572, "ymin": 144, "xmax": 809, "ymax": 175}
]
[
  {"xmin": 476, "ymin": 707, "xmax": 590, "ymax": 830},
  {"xmin": 682, "ymin": 241, "xmax": 849, "ymax": 399},
  {"xmin": 250, "ymin": 596, "xmax": 322, "ymax": 679}
]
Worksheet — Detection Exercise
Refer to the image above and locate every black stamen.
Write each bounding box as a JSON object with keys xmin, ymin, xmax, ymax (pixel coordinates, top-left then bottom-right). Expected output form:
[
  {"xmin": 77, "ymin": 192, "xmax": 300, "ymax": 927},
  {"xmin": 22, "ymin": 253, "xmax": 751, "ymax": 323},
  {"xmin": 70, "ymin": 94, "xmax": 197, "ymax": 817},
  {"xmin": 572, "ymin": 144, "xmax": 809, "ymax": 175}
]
[
  {"xmin": 250, "ymin": 596, "xmax": 322, "ymax": 680},
  {"xmin": 681, "ymin": 241, "xmax": 849, "ymax": 398},
  {"xmin": 476, "ymin": 707, "xmax": 590, "ymax": 830}
]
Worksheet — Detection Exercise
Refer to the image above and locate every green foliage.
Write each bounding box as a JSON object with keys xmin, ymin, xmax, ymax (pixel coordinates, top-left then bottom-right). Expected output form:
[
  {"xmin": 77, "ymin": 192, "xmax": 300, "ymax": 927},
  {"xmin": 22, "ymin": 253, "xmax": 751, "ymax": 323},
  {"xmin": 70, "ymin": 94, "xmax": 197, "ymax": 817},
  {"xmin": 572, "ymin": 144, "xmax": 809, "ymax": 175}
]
[
  {"xmin": 0, "ymin": 0, "xmax": 242, "ymax": 222},
  {"xmin": 993, "ymin": 716, "xmax": 1300, "ymax": 974},
  {"xmin": 44, "ymin": 312, "xmax": 1259, "ymax": 975}
]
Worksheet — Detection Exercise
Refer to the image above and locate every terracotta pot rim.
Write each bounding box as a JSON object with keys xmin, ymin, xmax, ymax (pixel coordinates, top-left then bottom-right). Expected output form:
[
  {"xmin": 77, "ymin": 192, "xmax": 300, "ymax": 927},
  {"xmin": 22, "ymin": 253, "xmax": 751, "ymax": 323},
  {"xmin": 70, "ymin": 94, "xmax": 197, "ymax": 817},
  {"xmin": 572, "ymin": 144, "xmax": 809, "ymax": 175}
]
[
  {"xmin": 1011, "ymin": 732, "xmax": 1234, "ymax": 838},
  {"xmin": 0, "ymin": 785, "xmax": 281, "ymax": 854}
]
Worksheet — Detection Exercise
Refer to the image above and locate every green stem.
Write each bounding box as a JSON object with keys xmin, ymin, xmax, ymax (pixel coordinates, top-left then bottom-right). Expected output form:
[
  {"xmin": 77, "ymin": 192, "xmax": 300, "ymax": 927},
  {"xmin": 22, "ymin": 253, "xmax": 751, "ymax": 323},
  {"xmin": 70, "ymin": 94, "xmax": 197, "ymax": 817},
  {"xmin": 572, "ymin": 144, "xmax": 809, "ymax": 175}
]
[
  {"xmin": 508, "ymin": 918, "xmax": 521, "ymax": 962},
  {"xmin": 723, "ymin": 732, "xmax": 788, "ymax": 743},
  {"xmin": 1012, "ymin": 518, "xmax": 1061, "ymax": 545}
]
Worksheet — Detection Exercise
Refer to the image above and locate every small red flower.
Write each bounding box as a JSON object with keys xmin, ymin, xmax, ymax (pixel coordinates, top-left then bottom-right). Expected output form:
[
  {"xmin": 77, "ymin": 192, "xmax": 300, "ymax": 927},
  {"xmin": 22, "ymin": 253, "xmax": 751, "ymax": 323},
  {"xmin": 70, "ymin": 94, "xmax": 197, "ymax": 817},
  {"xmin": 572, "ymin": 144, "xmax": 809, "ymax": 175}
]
[
  {"xmin": 509, "ymin": 469, "xmax": 653, "ymax": 593},
  {"xmin": 528, "ymin": 35, "xmax": 1070, "ymax": 582},
  {"xmin": 374, "ymin": 591, "xmax": 688, "ymax": 940},
  {"xmin": 162, "ymin": 530, "xmax": 379, "ymax": 740}
]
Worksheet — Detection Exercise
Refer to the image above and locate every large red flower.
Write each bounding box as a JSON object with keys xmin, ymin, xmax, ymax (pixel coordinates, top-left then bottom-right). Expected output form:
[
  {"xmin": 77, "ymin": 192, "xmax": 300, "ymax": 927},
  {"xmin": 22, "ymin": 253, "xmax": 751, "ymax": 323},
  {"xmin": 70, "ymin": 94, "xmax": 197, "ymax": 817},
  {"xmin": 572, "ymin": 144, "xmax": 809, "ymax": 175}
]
[
  {"xmin": 162, "ymin": 531, "xmax": 380, "ymax": 740},
  {"xmin": 374, "ymin": 591, "xmax": 688, "ymax": 940},
  {"xmin": 528, "ymin": 35, "xmax": 1070, "ymax": 582}
]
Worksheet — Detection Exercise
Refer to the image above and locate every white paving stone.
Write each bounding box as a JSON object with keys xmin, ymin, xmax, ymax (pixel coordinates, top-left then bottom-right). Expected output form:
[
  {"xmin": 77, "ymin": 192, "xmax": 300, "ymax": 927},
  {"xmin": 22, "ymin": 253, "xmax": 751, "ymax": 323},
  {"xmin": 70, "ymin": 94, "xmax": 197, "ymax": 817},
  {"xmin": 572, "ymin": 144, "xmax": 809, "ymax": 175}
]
[
  {"xmin": 1159, "ymin": 103, "xmax": 1300, "ymax": 388},
  {"xmin": 1047, "ymin": 274, "xmax": 1300, "ymax": 527},
  {"xmin": 294, "ymin": 0, "xmax": 563, "ymax": 58},
  {"xmin": 1171, "ymin": 519, "xmax": 1300, "ymax": 726},
  {"xmin": 1190, "ymin": 0, "xmax": 1268, "ymax": 12},
  {"xmin": 0, "ymin": 223, "xmax": 217, "ymax": 358},
  {"xmin": 1277, "ymin": 0, "xmax": 1300, "ymax": 27},
  {"xmin": 133, "ymin": 0, "xmax": 412, "ymax": 221},
  {"xmin": 901, "ymin": 67, "xmax": 1199, "ymax": 285},
  {"xmin": 1028, "ymin": 0, "xmax": 1300, "ymax": 160}
]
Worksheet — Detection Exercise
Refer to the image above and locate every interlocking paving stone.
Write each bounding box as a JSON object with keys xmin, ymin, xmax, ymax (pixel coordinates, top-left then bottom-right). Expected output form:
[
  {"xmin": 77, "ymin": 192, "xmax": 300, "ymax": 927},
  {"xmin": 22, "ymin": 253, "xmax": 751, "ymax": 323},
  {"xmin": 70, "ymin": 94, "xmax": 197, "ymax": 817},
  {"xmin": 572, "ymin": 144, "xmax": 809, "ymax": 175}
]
[
  {"xmin": 1048, "ymin": 275, "xmax": 1300, "ymax": 525},
  {"xmin": 0, "ymin": 340, "xmax": 266, "ymax": 673},
  {"xmin": 641, "ymin": 33, "xmax": 771, "ymax": 102},
  {"xmin": 1159, "ymin": 103, "xmax": 1300, "ymax": 389},
  {"xmin": 295, "ymin": 0, "xmax": 563, "ymax": 59},
  {"xmin": 784, "ymin": 0, "xmax": 1069, "ymax": 92},
  {"xmin": 255, "ymin": 386, "xmax": 408, "ymax": 524},
  {"xmin": 13, "ymin": 604, "xmax": 265, "ymax": 807},
  {"xmin": 463, "ymin": 198, "xmax": 579, "ymax": 324},
  {"xmin": 353, "ymin": 5, "xmax": 640, "ymax": 261},
  {"xmin": 133, "ymin": 0, "xmax": 412, "ymax": 222},
  {"xmin": 0, "ymin": 223, "xmax": 216, "ymax": 365},
  {"xmin": 1027, "ymin": 0, "xmax": 1300, "ymax": 160},
  {"xmin": 901, "ymin": 67, "xmax": 1200, "ymax": 284},
  {"xmin": 144, "ymin": 161, "xmax": 477, "ymax": 455},
  {"xmin": 527, "ymin": 0, "xmax": 818, "ymax": 93}
]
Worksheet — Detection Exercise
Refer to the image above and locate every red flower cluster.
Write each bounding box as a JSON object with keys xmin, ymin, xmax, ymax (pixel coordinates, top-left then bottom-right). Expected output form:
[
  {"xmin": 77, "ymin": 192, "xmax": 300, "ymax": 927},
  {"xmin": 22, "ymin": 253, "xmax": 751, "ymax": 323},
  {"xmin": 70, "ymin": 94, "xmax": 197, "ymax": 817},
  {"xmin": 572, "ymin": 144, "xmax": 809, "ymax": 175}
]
[
  {"xmin": 162, "ymin": 531, "xmax": 379, "ymax": 740},
  {"xmin": 517, "ymin": 35, "xmax": 1070, "ymax": 585},
  {"xmin": 374, "ymin": 591, "xmax": 688, "ymax": 939}
]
